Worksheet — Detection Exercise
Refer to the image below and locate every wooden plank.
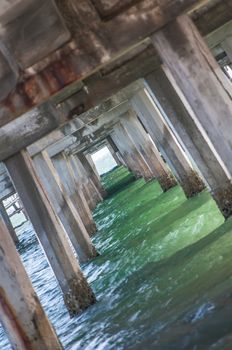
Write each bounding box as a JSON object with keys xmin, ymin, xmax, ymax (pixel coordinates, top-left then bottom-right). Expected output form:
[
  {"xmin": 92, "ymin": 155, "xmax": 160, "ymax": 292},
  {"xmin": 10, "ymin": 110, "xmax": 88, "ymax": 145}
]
[
  {"xmin": 0, "ymin": 103, "xmax": 62, "ymax": 161},
  {"xmin": 0, "ymin": 0, "xmax": 70, "ymax": 69},
  {"xmin": 0, "ymin": 42, "xmax": 158, "ymax": 127},
  {"xmin": 0, "ymin": 45, "xmax": 158, "ymax": 161},
  {"xmin": 33, "ymin": 151, "xmax": 98, "ymax": 261},
  {"xmin": 0, "ymin": 1, "xmax": 231, "ymax": 159},
  {"xmin": 0, "ymin": 217, "xmax": 63, "ymax": 349},
  {"xmin": 192, "ymin": 0, "xmax": 232, "ymax": 36},
  {"xmin": 145, "ymin": 66, "xmax": 232, "ymax": 217},
  {"xmin": 5, "ymin": 150, "xmax": 96, "ymax": 315},
  {"xmin": 205, "ymin": 19, "xmax": 232, "ymax": 49},
  {"xmin": 0, "ymin": 0, "xmax": 202, "ymax": 125},
  {"xmin": 152, "ymin": 14, "xmax": 232, "ymax": 177},
  {"xmin": 28, "ymin": 101, "xmax": 129, "ymax": 157}
]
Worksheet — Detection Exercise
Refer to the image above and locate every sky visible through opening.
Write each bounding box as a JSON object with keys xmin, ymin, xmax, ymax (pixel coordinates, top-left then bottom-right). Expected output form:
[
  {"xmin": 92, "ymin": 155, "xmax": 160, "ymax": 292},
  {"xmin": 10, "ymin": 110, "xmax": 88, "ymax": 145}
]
[{"xmin": 91, "ymin": 146, "xmax": 117, "ymax": 175}]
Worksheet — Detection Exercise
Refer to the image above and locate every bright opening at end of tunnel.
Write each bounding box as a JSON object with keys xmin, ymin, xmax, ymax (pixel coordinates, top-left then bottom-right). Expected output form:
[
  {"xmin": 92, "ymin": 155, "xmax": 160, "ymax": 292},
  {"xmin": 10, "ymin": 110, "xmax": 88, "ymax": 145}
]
[{"xmin": 90, "ymin": 146, "xmax": 117, "ymax": 176}]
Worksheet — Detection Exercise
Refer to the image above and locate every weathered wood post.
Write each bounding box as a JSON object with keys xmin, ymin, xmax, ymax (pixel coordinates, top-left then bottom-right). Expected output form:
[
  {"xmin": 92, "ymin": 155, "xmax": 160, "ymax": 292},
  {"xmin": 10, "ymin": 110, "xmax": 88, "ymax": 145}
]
[
  {"xmin": 131, "ymin": 89, "xmax": 205, "ymax": 197},
  {"xmin": 33, "ymin": 151, "xmax": 98, "ymax": 260},
  {"xmin": 106, "ymin": 142, "xmax": 122, "ymax": 166},
  {"xmin": 76, "ymin": 152, "xmax": 107, "ymax": 199},
  {"xmin": 5, "ymin": 150, "xmax": 96, "ymax": 316},
  {"xmin": 52, "ymin": 152, "xmax": 97, "ymax": 236},
  {"xmin": 86, "ymin": 154, "xmax": 101, "ymax": 181},
  {"xmin": 120, "ymin": 110, "xmax": 177, "ymax": 191},
  {"xmin": 0, "ymin": 200, "xmax": 19, "ymax": 244},
  {"xmin": 69, "ymin": 155, "xmax": 95, "ymax": 211},
  {"xmin": 0, "ymin": 216, "xmax": 63, "ymax": 349},
  {"xmin": 145, "ymin": 66, "xmax": 232, "ymax": 217},
  {"xmin": 111, "ymin": 122, "xmax": 154, "ymax": 181},
  {"xmin": 106, "ymin": 135, "xmax": 127, "ymax": 168},
  {"xmin": 72, "ymin": 154, "xmax": 103, "ymax": 210},
  {"xmin": 151, "ymin": 14, "xmax": 232, "ymax": 216}
]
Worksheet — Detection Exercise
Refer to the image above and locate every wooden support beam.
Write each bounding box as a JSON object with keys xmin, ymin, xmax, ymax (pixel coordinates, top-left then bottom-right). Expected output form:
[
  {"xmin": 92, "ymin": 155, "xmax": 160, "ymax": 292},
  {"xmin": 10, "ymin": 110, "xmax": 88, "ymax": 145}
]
[
  {"xmin": 131, "ymin": 89, "xmax": 205, "ymax": 197},
  {"xmin": 0, "ymin": 44, "xmax": 156, "ymax": 161},
  {"xmin": 0, "ymin": 103, "xmax": 63, "ymax": 161},
  {"xmin": 192, "ymin": 0, "xmax": 232, "ymax": 36},
  {"xmin": 5, "ymin": 150, "xmax": 96, "ymax": 315},
  {"xmin": 1, "ymin": 7, "xmax": 232, "ymax": 163},
  {"xmin": 69, "ymin": 155, "xmax": 95, "ymax": 211},
  {"xmin": 0, "ymin": 200, "xmax": 19, "ymax": 244},
  {"xmin": 0, "ymin": 217, "xmax": 63, "ymax": 349},
  {"xmin": 0, "ymin": 0, "xmax": 199, "ymax": 123},
  {"xmin": 86, "ymin": 154, "xmax": 101, "ymax": 180},
  {"xmin": 106, "ymin": 142, "xmax": 122, "ymax": 166},
  {"xmin": 76, "ymin": 152, "xmax": 107, "ymax": 199},
  {"xmin": 145, "ymin": 66, "xmax": 232, "ymax": 217},
  {"xmin": 111, "ymin": 122, "xmax": 153, "ymax": 180},
  {"xmin": 71, "ymin": 155, "xmax": 102, "ymax": 210},
  {"xmin": 33, "ymin": 151, "xmax": 98, "ymax": 261},
  {"xmin": 0, "ymin": 42, "xmax": 159, "ymax": 129},
  {"xmin": 152, "ymin": 14, "xmax": 232, "ymax": 214},
  {"xmin": 52, "ymin": 152, "xmax": 97, "ymax": 236},
  {"xmin": 59, "ymin": 80, "xmax": 143, "ymax": 128},
  {"xmin": 120, "ymin": 110, "xmax": 177, "ymax": 191},
  {"xmin": 27, "ymin": 99, "xmax": 130, "ymax": 158},
  {"xmin": 106, "ymin": 135, "xmax": 126, "ymax": 166},
  {"xmin": 69, "ymin": 127, "xmax": 114, "ymax": 158}
]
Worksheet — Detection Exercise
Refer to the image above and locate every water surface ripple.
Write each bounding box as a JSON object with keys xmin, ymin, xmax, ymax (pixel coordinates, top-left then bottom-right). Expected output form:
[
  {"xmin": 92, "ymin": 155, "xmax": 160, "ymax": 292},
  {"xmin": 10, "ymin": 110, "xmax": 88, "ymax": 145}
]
[{"xmin": 1, "ymin": 166, "xmax": 232, "ymax": 349}]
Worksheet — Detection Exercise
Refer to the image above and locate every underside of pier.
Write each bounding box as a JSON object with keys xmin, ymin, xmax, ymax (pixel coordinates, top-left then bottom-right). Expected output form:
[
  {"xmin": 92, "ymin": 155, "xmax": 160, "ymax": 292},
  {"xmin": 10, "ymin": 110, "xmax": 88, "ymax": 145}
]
[{"xmin": 0, "ymin": 0, "xmax": 232, "ymax": 349}]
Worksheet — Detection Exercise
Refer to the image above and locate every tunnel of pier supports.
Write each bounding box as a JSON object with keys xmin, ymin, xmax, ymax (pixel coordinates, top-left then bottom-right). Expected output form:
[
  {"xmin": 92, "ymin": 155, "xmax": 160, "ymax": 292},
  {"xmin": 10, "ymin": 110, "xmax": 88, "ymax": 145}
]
[{"xmin": 0, "ymin": 0, "xmax": 232, "ymax": 348}]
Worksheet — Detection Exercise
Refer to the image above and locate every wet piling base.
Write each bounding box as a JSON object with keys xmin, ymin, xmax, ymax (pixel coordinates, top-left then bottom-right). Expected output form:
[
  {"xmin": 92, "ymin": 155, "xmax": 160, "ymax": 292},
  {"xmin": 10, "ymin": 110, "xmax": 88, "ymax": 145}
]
[
  {"xmin": 213, "ymin": 183, "xmax": 232, "ymax": 219},
  {"xmin": 181, "ymin": 170, "xmax": 206, "ymax": 198},
  {"xmin": 64, "ymin": 276, "xmax": 96, "ymax": 317},
  {"xmin": 157, "ymin": 173, "xmax": 178, "ymax": 192}
]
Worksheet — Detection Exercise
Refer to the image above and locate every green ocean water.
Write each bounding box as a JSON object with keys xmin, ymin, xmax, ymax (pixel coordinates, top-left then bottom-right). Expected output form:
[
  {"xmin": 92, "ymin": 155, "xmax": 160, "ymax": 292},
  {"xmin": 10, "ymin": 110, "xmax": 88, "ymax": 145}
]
[
  {"xmin": 90, "ymin": 166, "xmax": 232, "ymax": 349},
  {"xmin": 1, "ymin": 165, "xmax": 232, "ymax": 349}
]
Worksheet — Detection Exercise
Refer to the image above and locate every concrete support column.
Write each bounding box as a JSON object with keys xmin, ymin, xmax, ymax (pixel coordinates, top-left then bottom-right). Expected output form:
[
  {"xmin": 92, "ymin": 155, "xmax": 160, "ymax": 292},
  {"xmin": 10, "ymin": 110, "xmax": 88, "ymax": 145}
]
[
  {"xmin": 77, "ymin": 152, "xmax": 107, "ymax": 199},
  {"xmin": 52, "ymin": 152, "xmax": 97, "ymax": 236},
  {"xmin": 86, "ymin": 154, "xmax": 101, "ymax": 181},
  {"xmin": 145, "ymin": 66, "xmax": 232, "ymax": 218},
  {"xmin": 111, "ymin": 123, "xmax": 154, "ymax": 181},
  {"xmin": 152, "ymin": 14, "xmax": 232, "ymax": 215},
  {"xmin": 5, "ymin": 150, "xmax": 96, "ymax": 316},
  {"xmin": 33, "ymin": 151, "xmax": 98, "ymax": 260},
  {"xmin": 0, "ymin": 200, "xmax": 19, "ymax": 244},
  {"xmin": 0, "ymin": 217, "xmax": 62, "ymax": 349},
  {"xmin": 73, "ymin": 154, "xmax": 103, "ymax": 209},
  {"xmin": 106, "ymin": 135, "xmax": 127, "ymax": 167},
  {"xmin": 106, "ymin": 142, "xmax": 122, "ymax": 166},
  {"xmin": 69, "ymin": 155, "xmax": 95, "ymax": 211},
  {"xmin": 120, "ymin": 110, "xmax": 177, "ymax": 191},
  {"xmin": 131, "ymin": 89, "xmax": 205, "ymax": 198}
]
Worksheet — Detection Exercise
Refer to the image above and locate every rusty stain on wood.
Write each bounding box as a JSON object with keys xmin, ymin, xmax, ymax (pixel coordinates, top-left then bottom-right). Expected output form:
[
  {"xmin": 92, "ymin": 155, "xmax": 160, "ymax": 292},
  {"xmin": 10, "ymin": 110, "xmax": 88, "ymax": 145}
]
[{"xmin": 0, "ymin": 287, "xmax": 33, "ymax": 349}]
